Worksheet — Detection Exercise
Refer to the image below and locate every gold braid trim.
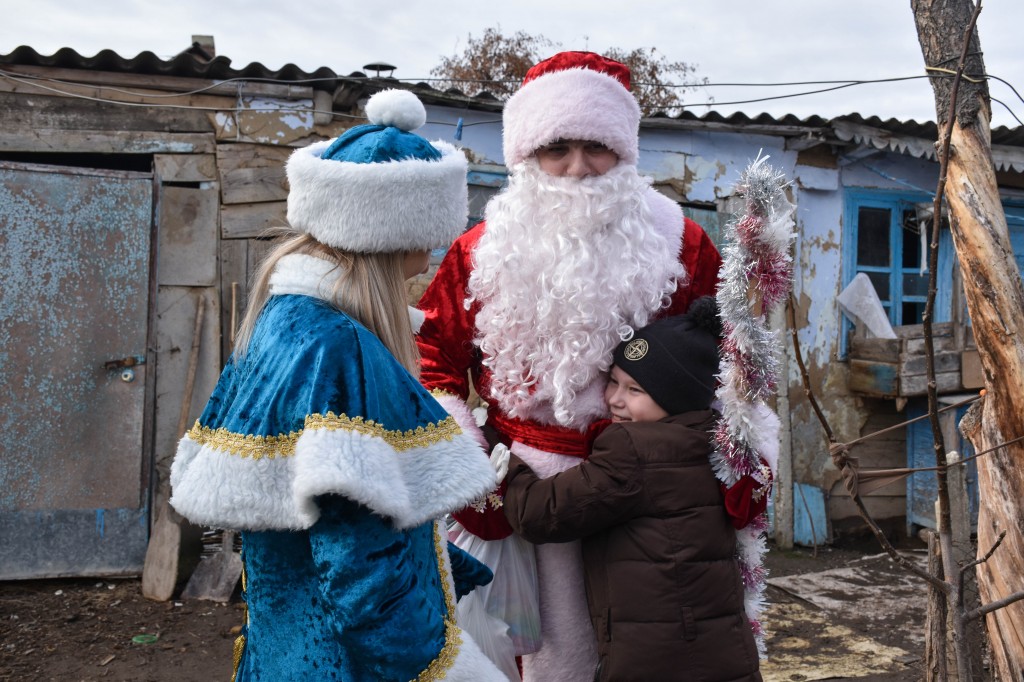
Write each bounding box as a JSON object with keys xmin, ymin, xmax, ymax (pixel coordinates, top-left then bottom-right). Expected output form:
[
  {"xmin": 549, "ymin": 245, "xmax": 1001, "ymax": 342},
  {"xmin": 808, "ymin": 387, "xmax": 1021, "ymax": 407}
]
[
  {"xmin": 413, "ymin": 521, "xmax": 462, "ymax": 681},
  {"xmin": 429, "ymin": 389, "xmax": 458, "ymax": 399},
  {"xmin": 187, "ymin": 412, "xmax": 462, "ymax": 460},
  {"xmin": 231, "ymin": 634, "xmax": 246, "ymax": 682}
]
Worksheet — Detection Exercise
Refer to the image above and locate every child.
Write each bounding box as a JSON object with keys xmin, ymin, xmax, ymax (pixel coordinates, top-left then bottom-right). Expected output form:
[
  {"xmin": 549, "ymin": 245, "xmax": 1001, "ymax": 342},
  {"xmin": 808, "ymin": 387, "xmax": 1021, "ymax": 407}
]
[{"xmin": 501, "ymin": 296, "xmax": 765, "ymax": 682}]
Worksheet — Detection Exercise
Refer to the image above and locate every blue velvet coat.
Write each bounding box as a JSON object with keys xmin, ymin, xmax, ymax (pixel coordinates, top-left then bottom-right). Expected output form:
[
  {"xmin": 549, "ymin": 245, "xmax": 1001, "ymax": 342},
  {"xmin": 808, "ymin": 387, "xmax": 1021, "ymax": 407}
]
[{"xmin": 170, "ymin": 254, "xmax": 504, "ymax": 681}]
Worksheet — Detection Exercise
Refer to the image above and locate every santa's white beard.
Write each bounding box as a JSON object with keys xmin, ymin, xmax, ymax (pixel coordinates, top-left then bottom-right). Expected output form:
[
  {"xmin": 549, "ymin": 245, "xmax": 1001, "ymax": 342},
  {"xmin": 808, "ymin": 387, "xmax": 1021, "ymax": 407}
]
[{"xmin": 468, "ymin": 160, "xmax": 684, "ymax": 428}]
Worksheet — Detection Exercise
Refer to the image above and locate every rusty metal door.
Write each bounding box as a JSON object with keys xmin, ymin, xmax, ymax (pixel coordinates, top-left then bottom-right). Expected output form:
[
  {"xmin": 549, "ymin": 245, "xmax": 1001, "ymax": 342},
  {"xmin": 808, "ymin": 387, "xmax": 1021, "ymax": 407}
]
[{"xmin": 0, "ymin": 161, "xmax": 155, "ymax": 579}]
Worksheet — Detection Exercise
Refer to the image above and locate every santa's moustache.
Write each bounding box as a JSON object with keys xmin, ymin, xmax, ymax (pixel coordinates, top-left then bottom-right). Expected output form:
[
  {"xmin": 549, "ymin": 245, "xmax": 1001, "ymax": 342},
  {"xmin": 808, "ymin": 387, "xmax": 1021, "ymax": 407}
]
[{"xmin": 469, "ymin": 160, "xmax": 682, "ymax": 428}]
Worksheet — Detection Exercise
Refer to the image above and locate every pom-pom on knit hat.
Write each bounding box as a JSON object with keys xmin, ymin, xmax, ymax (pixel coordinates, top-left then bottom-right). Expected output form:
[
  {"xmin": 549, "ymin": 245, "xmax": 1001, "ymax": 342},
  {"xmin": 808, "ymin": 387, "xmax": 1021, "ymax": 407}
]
[
  {"xmin": 612, "ymin": 296, "xmax": 724, "ymax": 415},
  {"xmin": 502, "ymin": 51, "xmax": 641, "ymax": 168},
  {"xmin": 285, "ymin": 89, "xmax": 468, "ymax": 253}
]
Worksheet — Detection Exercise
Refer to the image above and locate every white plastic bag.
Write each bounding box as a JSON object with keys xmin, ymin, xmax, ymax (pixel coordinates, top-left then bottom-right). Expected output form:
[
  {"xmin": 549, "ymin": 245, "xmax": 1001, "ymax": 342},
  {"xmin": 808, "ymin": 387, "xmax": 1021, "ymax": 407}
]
[
  {"xmin": 455, "ymin": 583, "xmax": 519, "ymax": 681},
  {"xmin": 449, "ymin": 519, "xmax": 542, "ymax": 662}
]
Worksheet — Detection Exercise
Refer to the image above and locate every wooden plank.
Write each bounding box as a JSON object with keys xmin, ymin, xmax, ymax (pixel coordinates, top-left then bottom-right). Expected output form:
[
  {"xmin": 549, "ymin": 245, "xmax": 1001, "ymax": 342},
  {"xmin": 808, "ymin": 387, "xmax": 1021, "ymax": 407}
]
[
  {"xmin": 216, "ymin": 143, "xmax": 292, "ymax": 175},
  {"xmin": 848, "ymin": 359, "xmax": 899, "ymax": 397},
  {"xmin": 210, "ymin": 102, "xmax": 316, "ymax": 145},
  {"xmin": 153, "ymin": 287, "xmax": 221, "ymax": 469},
  {"xmin": 0, "ymin": 128, "xmax": 216, "ymax": 154},
  {"xmin": 247, "ymin": 238, "xmax": 276, "ymax": 274},
  {"xmin": 899, "ymin": 370, "xmax": 962, "ymax": 396},
  {"xmin": 850, "ymin": 335, "xmax": 900, "ymax": 363},
  {"xmin": 154, "ymin": 154, "xmax": 217, "ymax": 183},
  {"xmin": 899, "ymin": 351, "xmax": 962, "ymax": 376},
  {"xmin": 219, "ymin": 238, "xmax": 276, "ymax": 364},
  {"xmin": 141, "ymin": 500, "xmax": 181, "ymax": 601},
  {"xmin": 0, "ymin": 75, "xmax": 242, "ymax": 115},
  {"xmin": 313, "ymin": 89, "xmax": 333, "ymax": 127},
  {"xmin": 903, "ymin": 335, "xmax": 958, "ymax": 355},
  {"xmin": 896, "ymin": 321, "xmax": 954, "ymax": 339},
  {"xmin": 961, "ymin": 349, "xmax": 985, "ymax": 389},
  {"xmin": 216, "ymin": 143, "xmax": 291, "ymax": 205},
  {"xmin": 220, "ymin": 166, "xmax": 289, "ymax": 204},
  {"xmin": 0, "ymin": 91, "xmax": 210, "ymax": 132},
  {"xmin": 221, "ymin": 201, "xmax": 288, "ymax": 239},
  {"xmin": 219, "ymin": 239, "xmax": 248, "ymax": 365},
  {"xmin": 157, "ymin": 185, "xmax": 219, "ymax": 287},
  {"xmin": 2, "ymin": 63, "xmax": 315, "ymax": 100}
]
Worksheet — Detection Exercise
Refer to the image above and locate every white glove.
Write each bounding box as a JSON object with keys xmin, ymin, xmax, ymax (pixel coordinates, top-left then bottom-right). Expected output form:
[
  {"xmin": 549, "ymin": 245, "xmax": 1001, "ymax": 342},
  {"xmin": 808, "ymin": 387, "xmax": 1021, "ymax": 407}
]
[{"xmin": 489, "ymin": 442, "xmax": 510, "ymax": 484}]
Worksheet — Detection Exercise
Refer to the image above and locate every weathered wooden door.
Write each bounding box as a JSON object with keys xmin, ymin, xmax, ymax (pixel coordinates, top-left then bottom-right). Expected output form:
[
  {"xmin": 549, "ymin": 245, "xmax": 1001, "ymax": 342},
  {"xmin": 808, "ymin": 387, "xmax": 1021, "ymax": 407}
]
[
  {"xmin": 906, "ymin": 398, "xmax": 979, "ymax": 533},
  {"xmin": 0, "ymin": 161, "xmax": 154, "ymax": 578}
]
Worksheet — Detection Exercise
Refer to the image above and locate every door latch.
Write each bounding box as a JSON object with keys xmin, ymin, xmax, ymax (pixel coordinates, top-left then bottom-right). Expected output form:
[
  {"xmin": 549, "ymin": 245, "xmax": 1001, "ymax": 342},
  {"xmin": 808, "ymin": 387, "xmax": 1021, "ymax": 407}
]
[{"xmin": 104, "ymin": 355, "xmax": 146, "ymax": 382}]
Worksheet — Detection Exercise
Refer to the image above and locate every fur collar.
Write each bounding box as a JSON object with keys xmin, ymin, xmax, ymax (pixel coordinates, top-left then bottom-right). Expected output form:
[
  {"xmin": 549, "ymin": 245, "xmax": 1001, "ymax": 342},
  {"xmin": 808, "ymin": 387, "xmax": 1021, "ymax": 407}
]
[{"xmin": 268, "ymin": 254, "xmax": 424, "ymax": 332}]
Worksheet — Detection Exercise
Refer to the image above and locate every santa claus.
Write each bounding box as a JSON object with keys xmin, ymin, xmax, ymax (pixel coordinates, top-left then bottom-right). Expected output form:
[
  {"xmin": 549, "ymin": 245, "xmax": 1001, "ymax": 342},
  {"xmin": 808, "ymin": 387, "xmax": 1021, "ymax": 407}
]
[{"xmin": 416, "ymin": 52, "xmax": 758, "ymax": 681}]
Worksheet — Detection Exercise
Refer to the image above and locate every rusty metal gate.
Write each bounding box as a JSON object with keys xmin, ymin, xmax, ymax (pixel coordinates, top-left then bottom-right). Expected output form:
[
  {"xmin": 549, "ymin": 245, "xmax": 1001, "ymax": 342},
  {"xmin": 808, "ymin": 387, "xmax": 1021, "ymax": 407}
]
[{"xmin": 0, "ymin": 161, "xmax": 155, "ymax": 579}]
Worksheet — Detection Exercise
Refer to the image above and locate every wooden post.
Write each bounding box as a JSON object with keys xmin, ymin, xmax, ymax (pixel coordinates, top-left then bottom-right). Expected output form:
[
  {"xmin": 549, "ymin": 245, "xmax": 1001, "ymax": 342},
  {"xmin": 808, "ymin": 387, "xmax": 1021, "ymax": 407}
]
[
  {"xmin": 772, "ymin": 304, "xmax": 794, "ymax": 549},
  {"xmin": 913, "ymin": 2, "xmax": 1024, "ymax": 678}
]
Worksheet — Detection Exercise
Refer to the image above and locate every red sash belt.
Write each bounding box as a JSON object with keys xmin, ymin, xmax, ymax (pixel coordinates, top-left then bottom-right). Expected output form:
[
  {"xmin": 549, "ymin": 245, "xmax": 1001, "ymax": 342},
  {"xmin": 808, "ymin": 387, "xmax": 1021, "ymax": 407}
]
[{"xmin": 488, "ymin": 410, "xmax": 610, "ymax": 459}]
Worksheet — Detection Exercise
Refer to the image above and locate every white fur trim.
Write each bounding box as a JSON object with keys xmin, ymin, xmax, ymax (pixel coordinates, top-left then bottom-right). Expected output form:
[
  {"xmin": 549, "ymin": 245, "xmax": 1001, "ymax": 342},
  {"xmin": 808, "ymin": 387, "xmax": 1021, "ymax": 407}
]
[
  {"xmin": 509, "ymin": 441, "xmax": 583, "ymax": 478},
  {"xmin": 644, "ymin": 186, "xmax": 686, "ymax": 259},
  {"xmin": 267, "ymin": 255, "xmax": 431, "ymax": 336},
  {"xmin": 268, "ymin": 253, "xmax": 339, "ymax": 300},
  {"xmin": 522, "ymin": 540, "xmax": 598, "ymax": 681},
  {"xmin": 434, "ymin": 393, "xmax": 488, "ymax": 450},
  {"xmin": 747, "ymin": 403, "xmax": 780, "ymax": 477},
  {"xmin": 365, "ymin": 89, "xmax": 426, "ymax": 131},
  {"xmin": 445, "ymin": 626, "xmax": 511, "ymax": 681},
  {"xmin": 170, "ymin": 427, "xmax": 495, "ymax": 531},
  {"xmin": 503, "ymin": 67, "xmax": 641, "ymax": 166},
  {"xmin": 286, "ymin": 139, "xmax": 468, "ymax": 252},
  {"xmin": 408, "ymin": 305, "xmax": 426, "ymax": 333}
]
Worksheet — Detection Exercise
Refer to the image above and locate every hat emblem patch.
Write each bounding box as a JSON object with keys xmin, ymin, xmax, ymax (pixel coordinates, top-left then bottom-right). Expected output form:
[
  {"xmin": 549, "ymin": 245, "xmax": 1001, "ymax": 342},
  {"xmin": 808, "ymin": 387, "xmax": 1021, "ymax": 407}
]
[{"xmin": 623, "ymin": 338, "xmax": 648, "ymax": 361}]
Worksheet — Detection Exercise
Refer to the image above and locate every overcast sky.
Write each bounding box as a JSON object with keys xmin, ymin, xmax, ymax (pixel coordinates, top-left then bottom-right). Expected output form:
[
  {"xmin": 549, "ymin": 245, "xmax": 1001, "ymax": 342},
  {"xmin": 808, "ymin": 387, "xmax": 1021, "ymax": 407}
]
[{"xmin": 3, "ymin": 0, "xmax": 1021, "ymax": 128}]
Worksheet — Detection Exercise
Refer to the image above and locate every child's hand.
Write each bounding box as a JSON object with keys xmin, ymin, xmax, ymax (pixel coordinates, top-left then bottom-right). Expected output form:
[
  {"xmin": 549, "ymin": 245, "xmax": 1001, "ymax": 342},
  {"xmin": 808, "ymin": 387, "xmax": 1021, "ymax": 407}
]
[{"xmin": 489, "ymin": 443, "xmax": 510, "ymax": 483}]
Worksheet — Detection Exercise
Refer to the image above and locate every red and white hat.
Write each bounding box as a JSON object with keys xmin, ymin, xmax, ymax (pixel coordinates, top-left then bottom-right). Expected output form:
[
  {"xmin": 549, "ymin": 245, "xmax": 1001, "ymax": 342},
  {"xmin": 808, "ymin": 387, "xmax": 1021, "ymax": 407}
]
[{"xmin": 502, "ymin": 51, "xmax": 641, "ymax": 167}]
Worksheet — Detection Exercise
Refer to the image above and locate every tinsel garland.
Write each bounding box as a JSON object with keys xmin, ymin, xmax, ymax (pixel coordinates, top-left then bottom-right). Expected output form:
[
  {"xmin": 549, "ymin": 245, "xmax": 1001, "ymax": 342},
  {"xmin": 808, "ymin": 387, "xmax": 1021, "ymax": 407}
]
[{"xmin": 713, "ymin": 153, "xmax": 795, "ymax": 658}]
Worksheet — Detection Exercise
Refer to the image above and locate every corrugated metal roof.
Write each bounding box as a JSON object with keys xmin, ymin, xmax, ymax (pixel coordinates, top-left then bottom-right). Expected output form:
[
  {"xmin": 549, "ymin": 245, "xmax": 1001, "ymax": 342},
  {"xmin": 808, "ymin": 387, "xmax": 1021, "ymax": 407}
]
[
  {"xmin": 0, "ymin": 45, "xmax": 343, "ymax": 85},
  {"xmin": 1, "ymin": 45, "xmax": 1021, "ymax": 149}
]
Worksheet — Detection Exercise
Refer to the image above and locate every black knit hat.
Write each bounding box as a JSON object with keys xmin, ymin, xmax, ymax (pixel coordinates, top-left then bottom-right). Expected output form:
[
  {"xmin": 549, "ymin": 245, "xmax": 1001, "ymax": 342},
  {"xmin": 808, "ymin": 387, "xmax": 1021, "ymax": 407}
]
[{"xmin": 612, "ymin": 296, "xmax": 723, "ymax": 415}]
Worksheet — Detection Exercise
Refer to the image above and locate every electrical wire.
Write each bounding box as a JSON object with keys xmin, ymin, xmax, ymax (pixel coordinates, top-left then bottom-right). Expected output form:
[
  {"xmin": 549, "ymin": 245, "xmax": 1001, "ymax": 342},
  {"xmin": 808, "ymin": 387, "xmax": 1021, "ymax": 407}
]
[{"xmin": 0, "ymin": 66, "xmax": 1019, "ymax": 128}]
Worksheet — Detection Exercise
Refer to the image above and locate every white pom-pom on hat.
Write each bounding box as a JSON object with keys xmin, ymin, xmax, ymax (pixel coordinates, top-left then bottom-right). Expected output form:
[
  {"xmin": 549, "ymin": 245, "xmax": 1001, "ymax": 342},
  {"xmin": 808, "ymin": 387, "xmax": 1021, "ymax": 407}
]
[{"xmin": 364, "ymin": 89, "xmax": 427, "ymax": 131}]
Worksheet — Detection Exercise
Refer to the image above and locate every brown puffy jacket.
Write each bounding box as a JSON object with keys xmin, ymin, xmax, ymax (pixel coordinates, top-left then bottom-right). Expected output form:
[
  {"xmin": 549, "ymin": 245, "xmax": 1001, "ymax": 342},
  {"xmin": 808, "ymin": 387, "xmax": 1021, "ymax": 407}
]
[{"xmin": 503, "ymin": 410, "xmax": 762, "ymax": 682}]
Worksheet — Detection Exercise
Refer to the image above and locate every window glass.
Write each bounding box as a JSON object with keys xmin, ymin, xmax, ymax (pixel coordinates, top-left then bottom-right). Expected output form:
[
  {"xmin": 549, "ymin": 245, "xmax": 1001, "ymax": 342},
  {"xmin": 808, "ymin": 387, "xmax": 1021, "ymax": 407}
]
[
  {"xmin": 903, "ymin": 301, "xmax": 926, "ymax": 325},
  {"xmin": 901, "ymin": 209, "xmax": 923, "ymax": 269},
  {"xmin": 902, "ymin": 272, "xmax": 929, "ymax": 298},
  {"xmin": 865, "ymin": 271, "xmax": 891, "ymax": 301},
  {"xmin": 857, "ymin": 207, "xmax": 891, "ymax": 266}
]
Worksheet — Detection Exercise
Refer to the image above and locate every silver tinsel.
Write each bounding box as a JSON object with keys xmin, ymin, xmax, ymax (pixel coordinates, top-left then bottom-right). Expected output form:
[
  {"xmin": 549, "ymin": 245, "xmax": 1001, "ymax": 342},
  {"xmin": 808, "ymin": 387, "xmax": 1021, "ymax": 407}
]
[{"xmin": 712, "ymin": 152, "xmax": 796, "ymax": 659}]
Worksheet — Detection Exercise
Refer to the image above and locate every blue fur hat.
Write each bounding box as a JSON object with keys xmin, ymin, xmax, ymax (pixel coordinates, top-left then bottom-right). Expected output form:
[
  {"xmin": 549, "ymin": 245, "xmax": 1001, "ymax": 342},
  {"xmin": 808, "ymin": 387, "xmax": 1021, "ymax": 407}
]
[{"xmin": 285, "ymin": 89, "xmax": 468, "ymax": 252}]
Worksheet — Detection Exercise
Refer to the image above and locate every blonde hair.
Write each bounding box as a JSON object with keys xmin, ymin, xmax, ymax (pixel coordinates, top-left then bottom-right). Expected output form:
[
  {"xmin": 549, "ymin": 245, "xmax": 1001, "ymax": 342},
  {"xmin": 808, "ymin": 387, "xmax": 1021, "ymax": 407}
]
[{"xmin": 234, "ymin": 231, "xmax": 420, "ymax": 377}]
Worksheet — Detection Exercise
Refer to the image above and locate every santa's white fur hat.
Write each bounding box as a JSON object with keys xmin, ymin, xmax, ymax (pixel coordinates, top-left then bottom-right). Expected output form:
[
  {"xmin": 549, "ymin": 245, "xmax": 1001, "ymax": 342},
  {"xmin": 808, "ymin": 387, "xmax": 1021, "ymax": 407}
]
[
  {"xmin": 503, "ymin": 51, "xmax": 641, "ymax": 167},
  {"xmin": 286, "ymin": 89, "xmax": 468, "ymax": 253}
]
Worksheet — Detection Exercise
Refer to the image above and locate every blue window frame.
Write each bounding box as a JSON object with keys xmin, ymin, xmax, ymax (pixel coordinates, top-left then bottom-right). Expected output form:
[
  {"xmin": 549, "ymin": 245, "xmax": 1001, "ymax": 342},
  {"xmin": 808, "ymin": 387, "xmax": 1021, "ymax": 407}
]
[
  {"xmin": 842, "ymin": 188, "xmax": 954, "ymax": 335},
  {"xmin": 1004, "ymin": 201, "xmax": 1024, "ymax": 278}
]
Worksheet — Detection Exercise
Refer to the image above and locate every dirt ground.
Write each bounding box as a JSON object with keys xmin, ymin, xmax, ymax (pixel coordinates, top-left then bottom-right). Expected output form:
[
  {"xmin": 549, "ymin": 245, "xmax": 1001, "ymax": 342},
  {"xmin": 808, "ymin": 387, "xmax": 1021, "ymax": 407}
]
[{"xmin": 0, "ymin": 535, "xmax": 969, "ymax": 682}]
